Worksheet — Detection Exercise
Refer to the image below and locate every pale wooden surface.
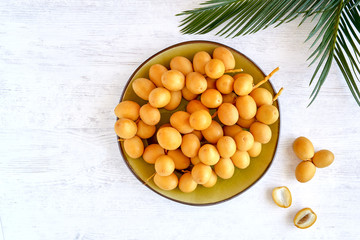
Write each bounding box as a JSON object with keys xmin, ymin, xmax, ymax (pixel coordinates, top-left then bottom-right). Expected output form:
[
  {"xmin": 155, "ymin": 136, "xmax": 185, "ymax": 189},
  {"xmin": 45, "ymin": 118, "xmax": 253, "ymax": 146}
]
[{"xmin": 1, "ymin": 1, "xmax": 359, "ymax": 239}]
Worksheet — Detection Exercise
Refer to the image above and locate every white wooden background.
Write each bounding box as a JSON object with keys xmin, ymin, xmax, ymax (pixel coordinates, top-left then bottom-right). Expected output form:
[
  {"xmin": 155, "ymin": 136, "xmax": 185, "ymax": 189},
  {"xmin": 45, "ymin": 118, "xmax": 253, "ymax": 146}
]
[{"xmin": 1, "ymin": 1, "xmax": 359, "ymax": 239}]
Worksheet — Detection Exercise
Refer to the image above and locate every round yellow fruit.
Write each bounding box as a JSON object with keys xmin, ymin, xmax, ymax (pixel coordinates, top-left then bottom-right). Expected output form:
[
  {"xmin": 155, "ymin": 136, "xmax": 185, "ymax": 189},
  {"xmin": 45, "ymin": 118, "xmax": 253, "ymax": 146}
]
[
  {"xmin": 312, "ymin": 150, "xmax": 334, "ymax": 168},
  {"xmin": 214, "ymin": 158, "xmax": 235, "ymax": 179},
  {"xmin": 181, "ymin": 133, "xmax": 201, "ymax": 158},
  {"xmin": 295, "ymin": 161, "xmax": 316, "ymax": 183},
  {"xmin": 114, "ymin": 101, "xmax": 140, "ymax": 121},
  {"xmin": 201, "ymin": 89, "xmax": 223, "ymax": 108},
  {"xmin": 186, "ymin": 100, "xmax": 209, "ymax": 114},
  {"xmin": 123, "ymin": 136, "xmax": 144, "ymax": 159},
  {"xmin": 233, "ymin": 73, "xmax": 253, "ymax": 96},
  {"xmin": 139, "ymin": 103, "xmax": 160, "ymax": 126},
  {"xmin": 198, "ymin": 144, "xmax": 220, "ymax": 165},
  {"xmin": 148, "ymin": 87, "xmax": 171, "ymax": 108},
  {"xmin": 155, "ymin": 155, "xmax": 175, "ymax": 176},
  {"xmin": 249, "ymin": 122, "xmax": 272, "ymax": 144},
  {"xmin": 223, "ymin": 125, "xmax": 243, "ymax": 138},
  {"xmin": 149, "ymin": 64, "xmax": 167, "ymax": 87},
  {"xmin": 248, "ymin": 141, "xmax": 262, "ymax": 158},
  {"xmin": 179, "ymin": 172, "xmax": 198, "ymax": 193},
  {"xmin": 164, "ymin": 90, "xmax": 182, "ymax": 111},
  {"xmin": 216, "ymin": 74, "xmax": 234, "ymax": 94},
  {"xmin": 181, "ymin": 86, "xmax": 198, "ymax": 101},
  {"xmin": 191, "ymin": 163, "xmax": 212, "ymax": 184},
  {"xmin": 293, "ymin": 137, "xmax": 314, "ymax": 160},
  {"xmin": 202, "ymin": 170, "xmax": 218, "ymax": 188},
  {"xmin": 154, "ymin": 173, "xmax": 178, "ymax": 191},
  {"xmin": 136, "ymin": 120, "xmax": 156, "ymax": 139},
  {"xmin": 167, "ymin": 149, "xmax": 191, "ymax": 170},
  {"xmin": 156, "ymin": 127, "xmax": 182, "ymax": 150},
  {"xmin": 170, "ymin": 56, "xmax": 193, "ymax": 76},
  {"xmin": 142, "ymin": 144, "xmax": 165, "ymax": 164},
  {"xmin": 237, "ymin": 117, "xmax": 255, "ymax": 129},
  {"xmin": 186, "ymin": 72, "xmax": 207, "ymax": 94},
  {"xmin": 256, "ymin": 104, "xmax": 279, "ymax": 125},
  {"xmin": 132, "ymin": 77, "xmax": 156, "ymax": 100},
  {"xmin": 201, "ymin": 120, "xmax": 224, "ymax": 144},
  {"xmin": 114, "ymin": 118, "xmax": 137, "ymax": 139},
  {"xmin": 216, "ymin": 136, "xmax": 236, "ymax": 158},
  {"xmin": 189, "ymin": 110, "xmax": 212, "ymax": 130},
  {"xmin": 170, "ymin": 111, "xmax": 193, "ymax": 134},
  {"xmin": 193, "ymin": 51, "xmax": 212, "ymax": 75},
  {"xmin": 212, "ymin": 47, "xmax": 235, "ymax": 70},
  {"xmin": 250, "ymin": 87, "xmax": 273, "ymax": 107},
  {"xmin": 161, "ymin": 70, "xmax": 185, "ymax": 91},
  {"xmin": 231, "ymin": 150, "xmax": 250, "ymax": 169},
  {"xmin": 234, "ymin": 130, "xmax": 254, "ymax": 151},
  {"xmin": 236, "ymin": 95, "xmax": 257, "ymax": 120},
  {"xmin": 205, "ymin": 59, "xmax": 225, "ymax": 79},
  {"xmin": 218, "ymin": 103, "xmax": 239, "ymax": 126}
]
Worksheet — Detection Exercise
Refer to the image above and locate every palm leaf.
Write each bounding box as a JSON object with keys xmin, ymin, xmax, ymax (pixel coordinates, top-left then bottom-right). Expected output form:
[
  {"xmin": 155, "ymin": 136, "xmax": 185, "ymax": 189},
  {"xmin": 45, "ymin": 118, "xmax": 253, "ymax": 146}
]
[
  {"xmin": 308, "ymin": 0, "xmax": 360, "ymax": 105},
  {"xmin": 334, "ymin": 0, "xmax": 360, "ymax": 105},
  {"xmin": 178, "ymin": 0, "xmax": 335, "ymax": 36},
  {"xmin": 177, "ymin": 0, "xmax": 360, "ymax": 106},
  {"xmin": 306, "ymin": 1, "xmax": 342, "ymax": 106}
]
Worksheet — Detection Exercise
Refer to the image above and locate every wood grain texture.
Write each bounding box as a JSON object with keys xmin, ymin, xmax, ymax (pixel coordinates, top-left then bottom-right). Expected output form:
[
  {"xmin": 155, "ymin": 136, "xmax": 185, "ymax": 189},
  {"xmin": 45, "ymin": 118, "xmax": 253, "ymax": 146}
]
[{"xmin": 1, "ymin": 1, "xmax": 359, "ymax": 239}]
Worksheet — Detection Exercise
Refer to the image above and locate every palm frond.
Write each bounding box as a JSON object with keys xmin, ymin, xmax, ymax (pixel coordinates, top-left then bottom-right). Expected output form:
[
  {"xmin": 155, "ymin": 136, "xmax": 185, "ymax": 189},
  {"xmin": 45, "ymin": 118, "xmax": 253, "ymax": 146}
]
[
  {"xmin": 307, "ymin": 0, "xmax": 360, "ymax": 106},
  {"xmin": 177, "ymin": 0, "xmax": 360, "ymax": 106},
  {"xmin": 306, "ymin": 1, "xmax": 342, "ymax": 106},
  {"xmin": 334, "ymin": 0, "xmax": 360, "ymax": 105},
  {"xmin": 178, "ymin": 0, "xmax": 336, "ymax": 36}
]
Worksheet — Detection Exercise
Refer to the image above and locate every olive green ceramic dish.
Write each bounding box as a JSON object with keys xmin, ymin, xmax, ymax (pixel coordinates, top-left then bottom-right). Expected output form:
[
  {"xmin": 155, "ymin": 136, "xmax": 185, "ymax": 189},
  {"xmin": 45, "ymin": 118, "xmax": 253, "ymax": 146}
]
[{"xmin": 118, "ymin": 40, "xmax": 280, "ymax": 206}]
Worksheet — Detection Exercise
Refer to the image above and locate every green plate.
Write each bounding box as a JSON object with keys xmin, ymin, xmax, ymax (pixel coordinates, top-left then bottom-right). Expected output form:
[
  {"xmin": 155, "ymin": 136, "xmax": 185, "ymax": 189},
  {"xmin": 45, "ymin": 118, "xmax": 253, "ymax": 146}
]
[{"xmin": 118, "ymin": 40, "xmax": 280, "ymax": 206}]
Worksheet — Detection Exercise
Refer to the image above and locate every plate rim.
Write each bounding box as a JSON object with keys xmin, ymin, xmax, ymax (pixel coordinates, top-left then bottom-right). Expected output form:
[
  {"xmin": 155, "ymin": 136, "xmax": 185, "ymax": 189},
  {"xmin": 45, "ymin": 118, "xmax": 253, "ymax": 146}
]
[{"xmin": 117, "ymin": 40, "xmax": 281, "ymax": 206}]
